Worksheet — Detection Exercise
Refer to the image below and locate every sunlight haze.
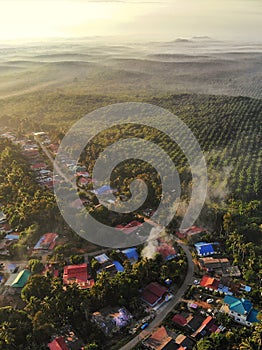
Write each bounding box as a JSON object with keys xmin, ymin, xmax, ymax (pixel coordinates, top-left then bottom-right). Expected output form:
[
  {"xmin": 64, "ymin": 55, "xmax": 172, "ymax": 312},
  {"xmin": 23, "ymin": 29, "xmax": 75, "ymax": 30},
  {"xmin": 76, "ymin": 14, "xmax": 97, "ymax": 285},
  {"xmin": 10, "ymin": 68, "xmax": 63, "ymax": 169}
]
[{"xmin": 0, "ymin": 0, "xmax": 261, "ymax": 42}]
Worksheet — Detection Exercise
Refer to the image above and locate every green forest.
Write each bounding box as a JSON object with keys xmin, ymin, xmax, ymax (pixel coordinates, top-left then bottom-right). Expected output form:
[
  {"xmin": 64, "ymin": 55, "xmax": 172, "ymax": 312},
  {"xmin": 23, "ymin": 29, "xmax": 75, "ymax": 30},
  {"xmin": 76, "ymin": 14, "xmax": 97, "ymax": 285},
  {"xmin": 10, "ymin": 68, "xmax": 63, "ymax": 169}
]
[{"xmin": 0, "ymin": 92, "xmax": 261, "ymax": 202}]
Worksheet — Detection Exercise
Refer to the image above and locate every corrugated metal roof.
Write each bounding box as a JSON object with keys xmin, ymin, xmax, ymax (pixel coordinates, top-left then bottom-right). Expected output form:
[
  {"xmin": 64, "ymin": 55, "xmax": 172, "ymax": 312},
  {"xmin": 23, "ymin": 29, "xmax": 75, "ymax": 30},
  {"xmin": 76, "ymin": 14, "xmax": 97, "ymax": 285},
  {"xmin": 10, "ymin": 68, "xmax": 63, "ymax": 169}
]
[{"xmin": 11, "ymin": 269, "xmax": 31, "ymax": 288}]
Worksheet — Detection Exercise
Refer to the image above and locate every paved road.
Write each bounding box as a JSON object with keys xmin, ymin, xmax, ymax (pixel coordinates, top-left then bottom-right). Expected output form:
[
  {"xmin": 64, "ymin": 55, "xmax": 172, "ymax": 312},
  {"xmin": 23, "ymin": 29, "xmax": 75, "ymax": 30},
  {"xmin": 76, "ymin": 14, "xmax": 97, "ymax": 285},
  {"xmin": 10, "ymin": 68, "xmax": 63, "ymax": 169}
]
[
  {"xmin": 119, "ymin": 240, "xmax": 194, "ymax": 350},
  {"xmin": 35, "ymin": 137, "xmax": 71, "ymax": 183}
]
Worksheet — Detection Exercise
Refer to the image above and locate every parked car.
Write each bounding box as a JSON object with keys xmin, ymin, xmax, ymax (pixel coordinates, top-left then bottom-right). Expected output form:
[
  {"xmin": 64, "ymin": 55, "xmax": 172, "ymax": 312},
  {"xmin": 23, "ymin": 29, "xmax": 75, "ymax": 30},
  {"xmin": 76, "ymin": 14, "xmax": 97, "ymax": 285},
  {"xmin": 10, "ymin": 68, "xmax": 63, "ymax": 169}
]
[
  {"xmin": 207, "ymin": 298, "xmax": 214, "ymax": 304},
  {"xmin": 141, "ymin": 323, "xmax": 149, "ymax": 330}
]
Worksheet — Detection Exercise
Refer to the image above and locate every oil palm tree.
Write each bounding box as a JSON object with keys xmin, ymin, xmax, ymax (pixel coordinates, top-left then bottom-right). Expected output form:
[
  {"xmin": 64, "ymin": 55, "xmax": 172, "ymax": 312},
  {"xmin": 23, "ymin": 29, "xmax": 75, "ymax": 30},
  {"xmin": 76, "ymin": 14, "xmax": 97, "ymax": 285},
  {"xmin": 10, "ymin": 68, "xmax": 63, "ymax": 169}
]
[
  {"xmin": 194, "ymin": 338, "xmax": 212, "ymax": 350},
  {"xmin": 239, "ymin": 338, "xmax": 254, "ymax": 350}
]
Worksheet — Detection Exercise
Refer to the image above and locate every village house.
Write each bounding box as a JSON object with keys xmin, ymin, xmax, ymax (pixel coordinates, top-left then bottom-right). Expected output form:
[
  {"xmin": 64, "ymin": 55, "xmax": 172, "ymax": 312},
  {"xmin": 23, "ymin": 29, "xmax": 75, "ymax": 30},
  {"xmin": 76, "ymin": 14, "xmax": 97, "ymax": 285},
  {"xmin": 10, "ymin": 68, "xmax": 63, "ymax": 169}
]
[
  {"xmin": 30, "ymin": 162, "xmax": 47, "ymax": 171},
  {"xmin": 94, "ymin": 253, "xmax": 124, "ymax": 275},
  {"xmin": 5, "ymin": 269, "xmax": 31, "ymax": 289},
  {"xmin": 115, "ymin": 220, "xmax": 143, "ymax": 234},
  {"xmin": 121, "ymin": 247, "xmax": 139, "ymax": 264},
  {"xmin": 194, "ymin": 242, "xmax": 220, "ymax": 257},
  {"xmin": 33, "ymin": 233, "xmax": 58, "ymax": 252},
  {"xmin": 156, "ymin": 239, "xmax": 177, "ymax": 261},
  {"xmin": 190, "ymin": 315, "xmax": 221, "ymax": 339},
  {"xmin": 4, "ymin": 232, "xmax": 19, "ymax": 240},
  {"xmin": 77, "ymin": 177, "xmax": 90, "ymax": 188},
  {"xmin": 48, "ymin": 336, "xmax": 69, "ymax": 350},
  {"xmin": 141, "ymin": 282, "xmax": 169, "ymax": 308},
  {"xmin": 176, "ymin": 226, "xmax": 206, "ymax": 240},
  {"xmin": 174, "ymin": 334, "xmax": 195, "ymax": 350},
  {"xmin": 221, "ymin": 295, "xmax": 260, "ymax": 326},
  {"xmin": 92, "ymin": 307, "xmax": 133, "ymax": 336},
  {"xmin": 143, "ymin": 326, "xmax": 176, "ymax": 350},
  {"xmin": 199, "ymin": 257, "xmax": 241, "ymax": 277},
  {"xmin": 63, "ymin": 263, "xmax": 94, "ymax": 289},
  {"xmin": 199, "ymin": 275, "xmax": 220, "ymax": 291},
  {"xmin": 48, "ymin": 330, "xmax": 84, "ymax": 350}
]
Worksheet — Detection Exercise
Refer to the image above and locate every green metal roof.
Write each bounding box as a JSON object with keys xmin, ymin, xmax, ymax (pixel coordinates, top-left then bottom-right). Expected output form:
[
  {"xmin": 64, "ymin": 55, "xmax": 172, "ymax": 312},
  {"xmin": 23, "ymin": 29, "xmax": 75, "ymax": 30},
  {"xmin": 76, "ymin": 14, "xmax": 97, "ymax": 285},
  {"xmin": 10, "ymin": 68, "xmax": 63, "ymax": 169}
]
[
  {"xmin": 224, "ymin": 296, "xmax": 253, "ymax": 315},
  {"xmin": 11, "ymin": 269, "xmax": 31, "ymax": 288}
]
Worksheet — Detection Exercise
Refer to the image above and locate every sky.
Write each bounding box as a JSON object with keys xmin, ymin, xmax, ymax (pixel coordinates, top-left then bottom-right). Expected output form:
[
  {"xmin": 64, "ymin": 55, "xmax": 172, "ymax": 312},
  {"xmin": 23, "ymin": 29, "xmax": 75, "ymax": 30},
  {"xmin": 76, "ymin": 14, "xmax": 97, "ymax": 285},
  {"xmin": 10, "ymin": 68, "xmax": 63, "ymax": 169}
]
[{"xmin": 0, "ymin": 0, "xmax": 261, "ymax": 43}]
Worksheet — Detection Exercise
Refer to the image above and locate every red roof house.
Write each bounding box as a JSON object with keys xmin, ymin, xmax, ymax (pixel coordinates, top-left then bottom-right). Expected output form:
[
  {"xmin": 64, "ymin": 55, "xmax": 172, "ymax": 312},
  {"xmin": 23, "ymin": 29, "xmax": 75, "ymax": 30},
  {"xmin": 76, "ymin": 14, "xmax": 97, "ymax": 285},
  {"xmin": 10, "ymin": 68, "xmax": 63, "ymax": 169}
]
[
  {"xmin": 22, "ymin": 149, "xmax": 39, "ymax": 158},
  {"xmin": 142, "ymin": 282, "xmax": 168, "ymax": 307},
  {"xmin": 172, "ymin": 314, "xmax": 188, "ymax": 327},
  {"xmin": 176, "ymin": 226, "xmax": 205, "ymax": 239},
  {"xmin": 200, "ymin": 275, "xmax": 220, "ymax": 290},
  {"xmin": 30, "ymin": 162, "xmax": 47, "ymax": 170},
  {"xmin": 33, "ymin": 233, "xmax": 58, "ymax": 251},
  {"xmin": 63, "ymin": 263, "xmax": 94, "ymax": 289},
  {"xmin": 48, "ymin": 336, "xmax": 69, "ymax": 350},
  {"xmin": 143, "ymin": 326, "xmax": 173, "ymax": 350},
  {"xmin": 157, "ymin": 240, "xmax": 177, "ymax": 261},
  {"xmin": 116, "ymin": 220, "xmax": 143, "ymax": 234}
]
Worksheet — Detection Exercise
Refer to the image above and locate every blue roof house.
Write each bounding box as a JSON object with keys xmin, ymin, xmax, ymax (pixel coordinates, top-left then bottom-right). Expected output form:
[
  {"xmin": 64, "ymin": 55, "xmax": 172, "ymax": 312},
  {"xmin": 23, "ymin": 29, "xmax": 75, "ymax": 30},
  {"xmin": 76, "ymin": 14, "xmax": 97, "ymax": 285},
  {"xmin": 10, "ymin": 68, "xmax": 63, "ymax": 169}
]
[
  {"xmin": 113, "ymin": 261, "xmax": 125, "ymax": 272},
  {"xmin": 93, "ymin": 185, "xmax": 115, "ymax": 196},
  {"xmin": 94, "ymin": 254, "xmax": 110, "ymax": 264},
  {"xmin": 223, "ymin": 295, "xmax": 260, "ymax": 326},
  {"xmin": 194, "ymin": 242, "xmax": 215, "ymax": 256},
  {"xmin": 122, "ymin": 248, "xmax": 139, "ymax": 264},
  {"xmin": 5, "ymin": 234, "xmax": 20, "ymax": 241}
]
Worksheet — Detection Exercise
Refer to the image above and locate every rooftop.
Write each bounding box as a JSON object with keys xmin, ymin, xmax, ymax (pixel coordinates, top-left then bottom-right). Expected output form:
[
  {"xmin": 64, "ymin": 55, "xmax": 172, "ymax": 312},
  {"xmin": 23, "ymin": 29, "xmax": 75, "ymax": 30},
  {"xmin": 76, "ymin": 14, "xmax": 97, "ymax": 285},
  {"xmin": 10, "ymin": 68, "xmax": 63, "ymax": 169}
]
[
  {"xmin": 122, "ymin": 247, "xmax": 139, "ymax": 263},
  {"xmin": 63, "ymin": 263, "xmax": 94, "ymax": 289},
  {"xmin": 116, "ymin": 221, "xmax": 143, "ymax": 234},
  {"xmin": 200, "ymin": 275, "xmax": 220, "ymax": 290},
  {"xmin": 113, "ymin": 260, "xmax": 124, "ymax": 272},
  {"xmin": 30, "ymin": 162, "xmax": 47, "ymax": 170},
  {"xmin": 157, "ymin": 240, "xmax": 177, "ymax": 261},
  {"xmin": 48, "ymin": 337, "xmax": 69, "ymax": 350},
  {"xmin": 95, "ymin": 253, "xmax": 110, "ymax": 264},
  {"xmin": 11, "ymin": 269, "xmax": 31, "ymax": 288},
  {"xmin": 191, "ymin": 316, "xmax": 219, "ymax": 338},
  {"xmin": 33, "ymin": 233, "xmax": 58, "ymax": 251},
  {"xmin": 142, "ymin": 282, "xmax": 168, "ymax": 307},
  {"xmin": 176, "ymin": 226, "xmax": 205, "ymax": 239},
  {"xmin": 247, "ymin": 309, "xmax": 260, "ymax": 323},
  {"xmin": 224, "ymin": 296, "xmax": 253, "ymax": 315},
  {"xmin": 172, "ymin": 314, "xmax": 188, "ymax": 327},
  {"xmin": 92, "ymin": 307, "xmax": 133, "ymax": 336},
  {"xmin": 144, "ymin": 326, "xmax": 173, "ymax": 350},
  {"xmin": 195, "ymin": 242, "xmax": 215, "ymax": 256},
  {"xmin": 93, "ymin": 185, "xmax": 115, "ymax": 195}
]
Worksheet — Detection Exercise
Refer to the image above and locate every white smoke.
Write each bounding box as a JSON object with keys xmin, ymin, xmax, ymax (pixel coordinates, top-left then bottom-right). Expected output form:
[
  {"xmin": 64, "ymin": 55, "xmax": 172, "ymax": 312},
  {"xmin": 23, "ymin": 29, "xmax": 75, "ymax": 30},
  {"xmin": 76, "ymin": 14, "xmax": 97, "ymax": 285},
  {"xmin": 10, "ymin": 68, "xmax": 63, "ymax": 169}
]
[
  {"xmin": 141, "ymin": 227, "xmax": 173, "ymax": 259},
  {"xmin": 141, "ymin": 228, "xmax": 159, "ymax": 259},
  {"xmin": 207, "ymin": 165, "xmax": 233, "ymax": 203}
]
